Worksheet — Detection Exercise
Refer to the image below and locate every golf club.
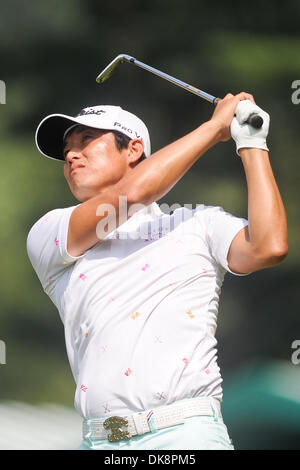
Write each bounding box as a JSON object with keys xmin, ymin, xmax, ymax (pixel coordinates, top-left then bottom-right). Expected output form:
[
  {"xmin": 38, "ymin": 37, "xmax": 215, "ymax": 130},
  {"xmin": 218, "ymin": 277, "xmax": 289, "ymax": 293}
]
[{"xmin": 96, "ymin": 54, "xmax": 263, "ymax": 129}]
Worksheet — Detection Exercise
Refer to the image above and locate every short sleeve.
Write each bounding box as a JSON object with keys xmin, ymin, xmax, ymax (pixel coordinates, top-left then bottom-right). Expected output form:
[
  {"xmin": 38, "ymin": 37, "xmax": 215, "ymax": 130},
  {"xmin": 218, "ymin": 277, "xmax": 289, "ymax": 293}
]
[
  {"xmin": 26, "ymin": 205, "xmax": 85, "ymax": 292},
  {"xmin": 203, "ymin": 205, "xmax": 249, "ymax": 276}
]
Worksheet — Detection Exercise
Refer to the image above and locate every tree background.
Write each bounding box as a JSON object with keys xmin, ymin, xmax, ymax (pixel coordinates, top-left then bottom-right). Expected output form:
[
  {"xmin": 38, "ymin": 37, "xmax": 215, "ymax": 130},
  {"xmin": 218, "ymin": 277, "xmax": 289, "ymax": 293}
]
[{"xmin": 0, "ymin": 0, "xmax": 299, "ymax": 449}]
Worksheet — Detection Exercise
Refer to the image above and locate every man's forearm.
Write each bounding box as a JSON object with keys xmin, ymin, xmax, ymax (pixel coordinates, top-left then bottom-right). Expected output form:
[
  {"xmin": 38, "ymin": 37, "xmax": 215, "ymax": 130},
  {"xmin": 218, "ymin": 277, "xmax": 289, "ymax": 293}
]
[{"xmin": 239, "ymin": 148, "xmax": 288, "ymax": 260}]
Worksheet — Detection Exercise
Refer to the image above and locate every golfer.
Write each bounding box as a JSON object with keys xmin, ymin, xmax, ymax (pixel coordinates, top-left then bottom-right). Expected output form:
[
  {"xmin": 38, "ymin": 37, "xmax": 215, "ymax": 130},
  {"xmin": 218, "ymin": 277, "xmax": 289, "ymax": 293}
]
[{"xmin": 27, "ymin": 92, "xmax": 288, "ymax": 450}]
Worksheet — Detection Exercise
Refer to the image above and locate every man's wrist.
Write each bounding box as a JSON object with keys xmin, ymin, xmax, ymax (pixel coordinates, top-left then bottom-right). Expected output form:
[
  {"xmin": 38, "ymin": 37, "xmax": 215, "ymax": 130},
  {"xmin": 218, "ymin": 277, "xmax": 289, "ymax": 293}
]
[
  {"xmin": 202, "ymin": 118, "xmax": 225, "ymax": 145},
  {"xmin": 238, "ymin": 148, "xmax": 269, "ymax": 160}
]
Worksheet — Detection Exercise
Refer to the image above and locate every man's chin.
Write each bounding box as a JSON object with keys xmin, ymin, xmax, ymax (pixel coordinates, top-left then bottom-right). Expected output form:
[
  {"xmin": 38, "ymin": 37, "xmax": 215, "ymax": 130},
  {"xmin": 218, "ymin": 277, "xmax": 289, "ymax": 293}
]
[
  {"xmin": 69, "ymin": 181, "xmax": 118, "ymax": 203},
  {"xmin": 69, "ymin": 185, "xmax": 94, "ymax": 203},
  {"xmin": 71, "ymin": 185, "xmax": 105, "ymax": 203},
  {"xmin": 74, "ymin": 191, "xmax": 94, "ymax": 203}
]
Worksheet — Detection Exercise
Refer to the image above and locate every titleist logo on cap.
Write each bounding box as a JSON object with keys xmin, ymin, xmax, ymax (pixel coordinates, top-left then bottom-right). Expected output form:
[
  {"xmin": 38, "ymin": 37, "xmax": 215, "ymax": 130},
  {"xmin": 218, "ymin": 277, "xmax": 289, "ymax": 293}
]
[
  {"xmin": 75, "ymin": 108, "xmax": 142, "ymax": 139},
  {"xmin": 77, "ymin": 108, "xmax": 106, "ymax": 117}
]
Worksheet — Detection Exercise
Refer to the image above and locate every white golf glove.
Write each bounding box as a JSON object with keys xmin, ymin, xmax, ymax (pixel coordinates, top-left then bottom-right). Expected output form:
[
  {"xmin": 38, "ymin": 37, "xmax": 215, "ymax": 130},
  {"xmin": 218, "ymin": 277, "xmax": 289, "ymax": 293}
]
[{"xmin": 230, "ymin": 99, "xmax": 270, "ymax": 156}]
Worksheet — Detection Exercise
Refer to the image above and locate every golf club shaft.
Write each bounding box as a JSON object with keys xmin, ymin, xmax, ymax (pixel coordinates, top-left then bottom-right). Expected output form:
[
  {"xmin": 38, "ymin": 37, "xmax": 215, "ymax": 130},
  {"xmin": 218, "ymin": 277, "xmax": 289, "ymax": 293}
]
[
  {"xmin": 124, "ymin": 56, "xmax": 218, "ymax": 104},
  {"xmin": 96, "ymin": 55, "xmax": 263, "ymax": 129}
]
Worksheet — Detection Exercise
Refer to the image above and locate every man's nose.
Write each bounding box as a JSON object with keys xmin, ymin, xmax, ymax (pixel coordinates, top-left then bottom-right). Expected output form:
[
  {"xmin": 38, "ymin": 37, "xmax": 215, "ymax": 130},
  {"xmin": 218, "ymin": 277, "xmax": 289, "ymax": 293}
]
[{"xmin": 65, "ymin": 149, "xmax": 82, "ymax": 162}]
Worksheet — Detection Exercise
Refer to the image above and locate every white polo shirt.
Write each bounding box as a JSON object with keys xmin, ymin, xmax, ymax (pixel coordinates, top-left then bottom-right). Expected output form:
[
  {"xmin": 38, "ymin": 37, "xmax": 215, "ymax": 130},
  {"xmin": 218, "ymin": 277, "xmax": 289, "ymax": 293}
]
[{"xmin": 26, "ymin": 202, "xmax": 248, "ymax": 419}]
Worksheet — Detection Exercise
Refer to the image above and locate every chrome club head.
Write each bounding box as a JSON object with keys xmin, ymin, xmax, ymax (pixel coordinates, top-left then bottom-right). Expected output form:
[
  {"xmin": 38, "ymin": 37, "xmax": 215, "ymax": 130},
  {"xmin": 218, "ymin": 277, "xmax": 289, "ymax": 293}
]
[{"xmin": 96, "ymin": 54, "xmax": 135, "ymax": 83}]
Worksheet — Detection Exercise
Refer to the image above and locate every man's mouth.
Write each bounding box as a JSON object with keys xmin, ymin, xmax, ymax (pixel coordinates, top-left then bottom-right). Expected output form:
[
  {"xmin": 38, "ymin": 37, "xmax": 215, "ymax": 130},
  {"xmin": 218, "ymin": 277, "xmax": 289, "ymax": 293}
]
[{"xmin": 70, "ymin": 165, "xmax": 85, "ymax": 175}]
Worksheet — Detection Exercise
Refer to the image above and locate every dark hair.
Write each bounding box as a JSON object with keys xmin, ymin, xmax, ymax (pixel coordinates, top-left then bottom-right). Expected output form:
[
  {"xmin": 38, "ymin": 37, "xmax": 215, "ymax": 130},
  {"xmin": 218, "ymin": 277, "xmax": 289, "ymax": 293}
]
[{"xmin": 111, "ymin": 130, "xmax": 147, "ymax": 163}]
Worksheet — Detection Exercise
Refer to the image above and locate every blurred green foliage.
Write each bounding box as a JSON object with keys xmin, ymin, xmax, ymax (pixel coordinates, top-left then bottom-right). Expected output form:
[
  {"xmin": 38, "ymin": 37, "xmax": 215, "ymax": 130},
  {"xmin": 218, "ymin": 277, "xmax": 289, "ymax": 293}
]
[{"xmin": 0, "ymin": 0, "xmax": 299, "ymax": 448}]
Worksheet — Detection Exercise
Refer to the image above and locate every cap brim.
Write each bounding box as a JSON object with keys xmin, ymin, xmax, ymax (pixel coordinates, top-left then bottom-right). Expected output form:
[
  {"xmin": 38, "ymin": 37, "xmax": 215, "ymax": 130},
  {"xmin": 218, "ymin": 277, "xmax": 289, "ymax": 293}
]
[
  {"xmin": 35, "ymin": 114, "xmax": 90, "ymax": 161},
  {"xmin": 35, "ymin": 108, "xmax": 151, "ymax": 160}
]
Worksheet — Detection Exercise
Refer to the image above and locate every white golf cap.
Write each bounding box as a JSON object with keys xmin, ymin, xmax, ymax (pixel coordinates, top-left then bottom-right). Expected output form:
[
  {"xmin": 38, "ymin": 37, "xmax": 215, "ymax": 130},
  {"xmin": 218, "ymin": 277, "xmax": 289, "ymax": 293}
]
[{"xmin": 35, "ymin": 105, "xmax": 151, "ymax": 161}]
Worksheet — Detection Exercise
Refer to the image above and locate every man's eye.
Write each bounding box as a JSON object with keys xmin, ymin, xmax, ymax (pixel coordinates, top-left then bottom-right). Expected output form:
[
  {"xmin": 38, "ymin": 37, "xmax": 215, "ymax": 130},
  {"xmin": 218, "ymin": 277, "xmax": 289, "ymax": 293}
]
[{"xmin": 83, "ymin": 135, "xmax": 93, "ymax": 141}]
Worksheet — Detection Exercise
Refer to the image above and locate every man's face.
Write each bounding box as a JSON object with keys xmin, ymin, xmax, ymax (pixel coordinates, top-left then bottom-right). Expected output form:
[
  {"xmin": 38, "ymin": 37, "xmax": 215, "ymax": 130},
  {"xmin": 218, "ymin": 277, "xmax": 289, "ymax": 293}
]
[{"xmin": 63, "ymin": 125, "xmax": 130, "ymax": 202}]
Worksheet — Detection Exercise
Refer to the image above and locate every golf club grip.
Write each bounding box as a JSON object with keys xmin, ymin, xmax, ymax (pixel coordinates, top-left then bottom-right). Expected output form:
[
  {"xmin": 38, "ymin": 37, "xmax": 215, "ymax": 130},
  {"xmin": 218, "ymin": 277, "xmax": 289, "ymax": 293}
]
[
  {"xmin": 246, "ymin": 113, "xmax": 264, "ymax": 129},
  {"xmin": 214, "ymin": 97, "xmax": 263, "ymax": 129}
]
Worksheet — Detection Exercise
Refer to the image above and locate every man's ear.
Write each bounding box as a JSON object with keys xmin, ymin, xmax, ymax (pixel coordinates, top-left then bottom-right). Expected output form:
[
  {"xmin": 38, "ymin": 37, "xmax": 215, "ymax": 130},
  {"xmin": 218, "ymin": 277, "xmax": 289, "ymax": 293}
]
[{"xmin": 127, "ymin": 139, "xmax": 145, "ymax": 165}]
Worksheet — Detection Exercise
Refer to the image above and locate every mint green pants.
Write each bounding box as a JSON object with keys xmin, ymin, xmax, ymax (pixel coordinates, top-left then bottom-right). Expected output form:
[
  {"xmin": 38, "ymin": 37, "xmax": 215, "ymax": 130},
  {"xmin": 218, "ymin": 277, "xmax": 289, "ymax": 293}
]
[{"xmin": 77, "ymin": 409, "xmax": 234, "ymax": 450}]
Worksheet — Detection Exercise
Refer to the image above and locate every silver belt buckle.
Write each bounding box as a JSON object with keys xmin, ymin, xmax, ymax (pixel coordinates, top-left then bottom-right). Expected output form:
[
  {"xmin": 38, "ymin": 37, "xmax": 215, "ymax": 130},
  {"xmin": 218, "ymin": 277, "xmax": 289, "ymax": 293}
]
[{"xmin": 103, "ymin": 416, "xmax": 132, "ymax": 442}]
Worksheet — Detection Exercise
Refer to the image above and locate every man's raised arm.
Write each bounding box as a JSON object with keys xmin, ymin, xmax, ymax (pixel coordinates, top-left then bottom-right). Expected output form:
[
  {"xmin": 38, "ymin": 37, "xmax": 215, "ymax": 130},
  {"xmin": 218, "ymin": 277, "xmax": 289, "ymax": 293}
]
[
  {"xmin": 68, "ymin": 92, "xmax": 269, "ymax": 258},
  {"xmin": 227, "ymin": 100, "xmax": 288, "ymax": 273}
]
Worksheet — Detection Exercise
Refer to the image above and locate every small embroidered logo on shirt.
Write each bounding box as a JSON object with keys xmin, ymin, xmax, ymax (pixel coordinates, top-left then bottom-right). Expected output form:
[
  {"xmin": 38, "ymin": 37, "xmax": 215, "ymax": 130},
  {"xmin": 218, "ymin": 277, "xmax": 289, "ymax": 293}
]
[
  {"xmin": 124, "ymin": 368, "xmax": 132, "ymax": 376},
  {"xmin": 187, "ymin": 310, "xmax": 195, "ymax": 319},
  {"xmin": 154, "ymin": 336, "xmax": 163, "ymax": 343},
  {"xmin": 80, "ymin": 384, "xmax": 88, "ymax": 392},
  {"xmin": 155, "ymin": 392, "xmax": 166, "ymax": 400},
  {"xmin": 41, "ymin": 216, "xmax": 50, "ymax": 224},
  {"xmin": 205, "ymin": 369, "xmax": 211, "ymax": 375},
  {"xmin": 79, "ymin": 273, "xmax": 87, "ymax": 281},
  {"xmin": 103, "ymin": 404, "xmax": 111, "ymax": 414},
  {"xmin": 45, "ymin": 277, "xmax": 53, "ymax": 288},
  {"xmin": 131, "ymin": 312, "xmax": 140, "ymax": 320},
  {"xmin": 84, "ymin": 332, "xmax": 88, "ymax": 338},
  {"xmin": 54, "ymin": 237, "xmax": 59, "ymax": 246},
  {"xmin": 183, "ymin": 357, "xmax": 189, "ymax": 365},
  {"xmin": 141, "ymin": 264, "xmax": 150, "ymax": 271}
]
